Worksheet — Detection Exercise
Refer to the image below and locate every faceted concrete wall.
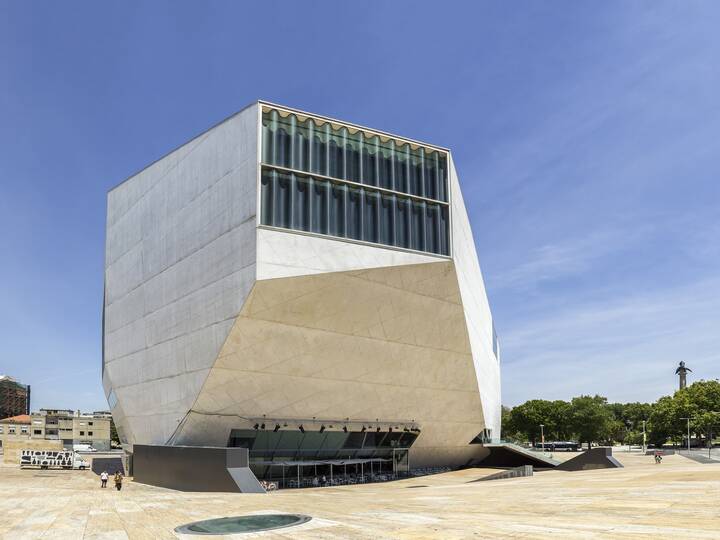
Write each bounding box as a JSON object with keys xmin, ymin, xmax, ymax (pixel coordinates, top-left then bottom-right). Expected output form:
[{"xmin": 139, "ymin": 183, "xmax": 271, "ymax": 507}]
[
  {"xmin": 103, "ymin": 101, "xmax": 501, "ymax": 466},
  {"xmin": 103, "ymin": 103, "xmax": 259, "ymax": 446},
  {"xmin": 173, "ymin": 259, "xmax": 491, "ymax": 467},
  {"xmin": 448, "ymin": 156, "xmax": 502, "ymax": 437}
]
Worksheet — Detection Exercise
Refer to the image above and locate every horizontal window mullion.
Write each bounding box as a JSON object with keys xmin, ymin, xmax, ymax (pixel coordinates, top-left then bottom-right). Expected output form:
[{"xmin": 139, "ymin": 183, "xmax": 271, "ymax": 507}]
[
  {"xmin": 258, "ymin": 224, "xmax": 450, "ymax": 260},
  {"xmin": 261, "ymin": 163, "xmax": 449, "ymax": 207}
]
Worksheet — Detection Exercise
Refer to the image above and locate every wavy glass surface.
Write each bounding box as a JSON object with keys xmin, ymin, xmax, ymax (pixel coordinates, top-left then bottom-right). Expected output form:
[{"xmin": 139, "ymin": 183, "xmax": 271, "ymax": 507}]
[{"xmin": 261, "ymin": 108, "xmax": 450, "ymax": 256}]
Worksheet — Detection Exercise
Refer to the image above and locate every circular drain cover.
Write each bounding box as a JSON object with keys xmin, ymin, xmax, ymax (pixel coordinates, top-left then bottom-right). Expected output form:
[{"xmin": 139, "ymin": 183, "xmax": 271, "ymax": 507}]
[{"xmin": 175, "ymin": 514, "xmax": 311, "ymax": 535}]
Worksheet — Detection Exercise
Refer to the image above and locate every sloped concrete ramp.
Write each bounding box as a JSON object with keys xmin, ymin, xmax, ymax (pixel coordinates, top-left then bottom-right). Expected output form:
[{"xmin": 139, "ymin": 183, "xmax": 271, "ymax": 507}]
[
  {"xmin": 132, "ymin": 445, "xmax": 265, "ymax": 493},
  {"xmin": 555, "ymin": 447, "xmax": 623, "ymax": 471},
  {"xmin": 472, "ymin": 465, "xmax": 534, "ymax": 482},
  {"xmin": 479, "ymin": 443, "xmax": 561, "ymax": 468}
]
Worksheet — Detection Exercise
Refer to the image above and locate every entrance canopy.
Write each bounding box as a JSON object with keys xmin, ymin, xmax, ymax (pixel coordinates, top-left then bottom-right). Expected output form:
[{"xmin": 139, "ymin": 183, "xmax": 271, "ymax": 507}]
[{"xmin": 253, "ymin": 457, "xmax": 390, "ymax": 467}]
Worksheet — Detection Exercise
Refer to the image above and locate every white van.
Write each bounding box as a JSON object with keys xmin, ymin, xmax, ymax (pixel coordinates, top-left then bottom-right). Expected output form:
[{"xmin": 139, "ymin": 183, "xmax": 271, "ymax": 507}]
[
  {"xmin": 73, "ymin": 444, "xmax": 98, "ymax": 452},
  {"xmin": 20, "ymin": 450, "xmax": 90, "ymax": 470}
]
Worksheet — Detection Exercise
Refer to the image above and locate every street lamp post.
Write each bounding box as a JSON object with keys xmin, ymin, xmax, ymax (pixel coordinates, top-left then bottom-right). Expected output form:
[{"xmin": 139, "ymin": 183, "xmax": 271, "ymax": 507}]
[
  {"xmin": 680, "ymin": 417, "xmax": 691, "ymax": 452},
  {"xmin": 540, "ymin": 424, "xmax": 545, "ymax": 454},
  {"xmin": 642, "ymin": 420, "xmax": 647, "ymax": 454},
  {"xmin": 707, "ymin": 412, "xmax": 718, "ymax": 460},
  {"xmin": 709, "ymin": 414, "xmax": 716, "ymax": 460},
  {"xmin": 625, "ymin": 420, "xmax": 632, "ymax": 452}
]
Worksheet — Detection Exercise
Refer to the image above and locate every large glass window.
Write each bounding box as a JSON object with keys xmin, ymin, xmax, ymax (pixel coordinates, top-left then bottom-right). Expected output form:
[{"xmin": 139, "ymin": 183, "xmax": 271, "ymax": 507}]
[
  {"xmin": 380, "ymin": 194, "xmax": 395, "ymax": 246},
  {"xmin": 425, "ymin": 203, "xmax": 439, "ymax": 254},
  {"xmin": 261, "ymin": 108, "xmax": 450, "ymax": 256},
  {"xmin": 347, "ymin": 186, "xmax": 362, "ymax": 241},
  {"xmin": 274, "ymin": 172, "xmax": 291, "ymax": 229},
  {"xmin": 292, "ymin": 175, "xmax": 311, "ymax": 232},
  {"xmin": 410, "ymin": 201, "xmax": 425, "ymax": 252},
  {"xmin": 329, "ymin": 184, "xmax": 346, "ymax": 237},
  {"xmin": 310, "ymin": 179, "xmax": 328, "ymax": 235},
  {"xmin": 262, "ymin": 109, "xmax": 449, "ymax": 202},
  {"xmin": 363, "ymin": 191, "xmax": 379, "ymax": 244},
  {"xmin": 396, "ymin": 198, "xmax": 410, "ymax": 249}
]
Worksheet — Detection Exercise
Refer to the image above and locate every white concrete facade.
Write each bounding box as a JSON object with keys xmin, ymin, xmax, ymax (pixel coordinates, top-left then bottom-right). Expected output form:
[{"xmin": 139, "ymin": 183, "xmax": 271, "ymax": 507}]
[{"xmin": 103, "ymin": 101, "xmax": 501, "ymax": 468}]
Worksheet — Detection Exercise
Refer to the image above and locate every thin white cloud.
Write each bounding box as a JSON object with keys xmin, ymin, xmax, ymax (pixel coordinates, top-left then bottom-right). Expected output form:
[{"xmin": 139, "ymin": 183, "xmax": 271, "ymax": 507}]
[
  {"xmin": 501, "ymin": 276, "xmax": 720, "ymax": 404},
  {"xmin": 489, "ymin": 225, "xmax": 650, "ymax": 291}
]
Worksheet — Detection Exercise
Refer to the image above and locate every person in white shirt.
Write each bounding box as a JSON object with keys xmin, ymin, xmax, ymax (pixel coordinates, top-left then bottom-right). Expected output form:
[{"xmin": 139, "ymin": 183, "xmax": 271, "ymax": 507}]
[{"xmin": 100, "ymin": 470, "xmax": 109, "ymax": 488}]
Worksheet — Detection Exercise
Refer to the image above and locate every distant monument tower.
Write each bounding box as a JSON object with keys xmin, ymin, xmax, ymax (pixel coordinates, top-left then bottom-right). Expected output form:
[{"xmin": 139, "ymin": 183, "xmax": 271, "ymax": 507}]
[{"xmin": 675, "ymin": 361, "xmax": 692, "ymax": 390}]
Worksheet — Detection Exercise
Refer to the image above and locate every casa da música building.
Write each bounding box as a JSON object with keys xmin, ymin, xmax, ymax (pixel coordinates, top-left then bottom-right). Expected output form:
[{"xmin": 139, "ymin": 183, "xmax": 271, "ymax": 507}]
[{"xmin": 103, "ymin": 101, "xmax": 501, "ymax": 480}]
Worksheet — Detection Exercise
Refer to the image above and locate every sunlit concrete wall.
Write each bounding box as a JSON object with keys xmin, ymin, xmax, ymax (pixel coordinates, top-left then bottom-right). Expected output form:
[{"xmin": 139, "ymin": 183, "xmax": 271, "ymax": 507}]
[
  {"xmin": 103, "ymin": 103, "xmax": 259, "ymax": 446},
  {"xmin": 103, "ymin": 101, "xmax": 501, "ymax": 465}
]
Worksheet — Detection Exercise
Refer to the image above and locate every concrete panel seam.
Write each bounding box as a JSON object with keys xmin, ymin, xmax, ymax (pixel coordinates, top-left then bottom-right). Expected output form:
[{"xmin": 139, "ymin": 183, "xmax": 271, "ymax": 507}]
[
  {"xmin": 106, "ymin": 216, "xmax": 256, "ymax": 309},
  {"xmin": 105, "ymin": 257, "xmax": 255, "ymax": 338},
  {"xmin": 105, "ymin": 316, "xmax": 238, "ymax": 364},
  {"xmin": 228, "ymin": 313, "xmax": 471, "ymax": 357},
  {"xmin": 107, "ymin": 131, "xmax": 211, "ymax": 230},
  {"xmin": 106, "ymin": 154, "xmax": 254, "ymax": 267}
]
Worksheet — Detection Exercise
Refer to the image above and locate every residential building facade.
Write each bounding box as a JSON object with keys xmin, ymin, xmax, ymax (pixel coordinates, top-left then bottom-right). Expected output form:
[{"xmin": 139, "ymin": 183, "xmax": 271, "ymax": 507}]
[
  {"xmin": 0, "ymin": 375, "xmax": 30, "ymax": 420},
  {"xmin": 0, "ymin": 414, "xmax": 31, "ymax": 447},
  {"xmin": 0, "ymin": 410, "xmax": 111, "ymax": 451}
]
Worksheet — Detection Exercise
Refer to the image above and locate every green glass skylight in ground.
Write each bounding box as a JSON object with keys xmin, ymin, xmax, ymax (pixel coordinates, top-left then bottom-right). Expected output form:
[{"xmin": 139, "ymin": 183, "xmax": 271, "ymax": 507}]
[{"xmin": 175, "ymin": 514, "xmax": 311, "ymax": 535}]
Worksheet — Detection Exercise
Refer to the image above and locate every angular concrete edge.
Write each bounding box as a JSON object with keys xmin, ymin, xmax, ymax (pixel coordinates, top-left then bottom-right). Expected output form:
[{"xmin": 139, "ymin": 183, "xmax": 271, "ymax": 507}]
[
  {"xmin": 474, "ymin": 465, "xmax": 533, "ymax": 482},
  {"xmin": 555, "ymin": 447, "xmax": 624, "ymax": 471},
  {"xmin": 132, "ymin": 445, "xmax": 265, "ymax": 493},
  {"xmin": 480, "ymin": 443, "xmax": 561, "ymax": 468}
]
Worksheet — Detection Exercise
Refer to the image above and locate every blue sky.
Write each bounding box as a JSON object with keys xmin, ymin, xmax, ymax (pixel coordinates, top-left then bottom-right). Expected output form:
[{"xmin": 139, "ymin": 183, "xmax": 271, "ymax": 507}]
[{"xmin": 1, "ymin": 1, "xmax": 718, "ymax": 412}]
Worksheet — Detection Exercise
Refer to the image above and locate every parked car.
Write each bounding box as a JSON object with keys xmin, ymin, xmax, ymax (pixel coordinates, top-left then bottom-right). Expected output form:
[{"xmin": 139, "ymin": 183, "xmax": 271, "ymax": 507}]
[{"xmin": 72, "ymin": 444, "xmax": 98, "ymax": 452}]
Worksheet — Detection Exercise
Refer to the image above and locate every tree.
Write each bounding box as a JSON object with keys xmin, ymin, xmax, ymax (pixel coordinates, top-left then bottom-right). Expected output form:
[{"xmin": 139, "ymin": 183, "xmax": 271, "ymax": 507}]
[
  {"xmin": 608, "ymin": 401, "xmax": 653, "ymax": 446},
  {"xmin": 507, "ymin": 399, "xmax": 570, "ymax": 444},
  {"xmin": 681, "ymin": 380, "xmax": 720, "ymax": 443},
  {"xmin": 109, "ymin": 418, "xmax": 120, "ymax": 446},
  {"xmin": 568, "ymin": 395, "xmax": 613, "ymax": 448},
  {"xmin": 608, "ymin": 402, "xmax": 653, "ymax": 431},
  {"xmin": 649, "ymin": 380, "xmax": 720, "ymax": 446},
  {"xmin": 648, "ymin": 395, "xmax": 683, "ymax": 446},
  {"xmin": 695, "ymin": 411, "xmax": 720, "ymax": 444},
  {"xmin": 681, "ymin": 380, "xmax": 720, "ymax": 412},
  {"xmin": 500, "ymin": 405, "xmax": 515, "ymax": 440}
]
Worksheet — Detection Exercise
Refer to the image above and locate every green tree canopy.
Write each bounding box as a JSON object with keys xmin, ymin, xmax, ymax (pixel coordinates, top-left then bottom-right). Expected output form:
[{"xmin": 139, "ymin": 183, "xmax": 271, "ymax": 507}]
[
  {"xmin": 506, "ymin": 399, "xmax": 571, "ymax": 444},
  {"xmin": 503, "ymin": 381, "xmax": 719, "ymax": 447},
  {"xmin": 568, "ymin": 395, "xmax": 613, "ymax": 446}
]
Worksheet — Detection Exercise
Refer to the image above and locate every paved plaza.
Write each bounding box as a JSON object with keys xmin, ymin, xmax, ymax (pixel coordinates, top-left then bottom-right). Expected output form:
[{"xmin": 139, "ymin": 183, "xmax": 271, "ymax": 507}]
[{"xmin": 1, "ymin": 452, "xmax": 718, "ymax": 539}]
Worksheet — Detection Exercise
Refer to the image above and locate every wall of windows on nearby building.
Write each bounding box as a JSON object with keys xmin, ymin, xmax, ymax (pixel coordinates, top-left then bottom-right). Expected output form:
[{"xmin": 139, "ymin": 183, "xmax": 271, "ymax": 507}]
[{"xmin": 260, "ymin": 108, "xmax": 450, "ymax": 256}]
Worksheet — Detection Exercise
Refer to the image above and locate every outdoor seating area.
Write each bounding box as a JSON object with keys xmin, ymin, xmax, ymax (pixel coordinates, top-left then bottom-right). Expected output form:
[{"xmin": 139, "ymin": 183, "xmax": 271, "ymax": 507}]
[
  {"xmin": 283, "ymin": 472, "xmax": 397, "ymax": 490},
  {"xmin": 263, "ymin": 463, "xmax": 453, "ymax": 490},
  {"xmin": 250, "ymin": 455, "xmax": 459, "ymax": 490},
  {"xmin": 255, "ymin": 457, "xmax": 399, "ymax": 490}
]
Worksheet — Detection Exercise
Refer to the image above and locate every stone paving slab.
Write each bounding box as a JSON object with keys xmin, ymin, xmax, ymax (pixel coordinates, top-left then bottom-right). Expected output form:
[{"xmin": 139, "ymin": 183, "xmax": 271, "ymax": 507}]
[{"xmin": 0, "ymin": 453, "xmax": 718, "ymax": 539}]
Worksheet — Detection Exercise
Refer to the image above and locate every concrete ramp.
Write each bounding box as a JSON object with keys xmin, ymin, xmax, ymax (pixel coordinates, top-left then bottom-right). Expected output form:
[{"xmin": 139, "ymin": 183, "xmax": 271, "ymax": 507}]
[
  {"xmin": 678, "ymin": 451, "xmax": 718, "ymax": 464},
  {"xmin": 555, "ymin": 447, "xmax": 623, "ymax": 471},
  {"xmin": 473, "ymin": 465, "xmax": 533, "ymax": 482},
  {"xmin": 132, "ymin": 445, "xmax": 265, "ymax": 493},
  {"xmin": 91, "ymin": 457, "xmax": 125, "ymax": 476},
  {"xmin": 480, "ymin": 443, "xmax": 561, "ymax": 468}
]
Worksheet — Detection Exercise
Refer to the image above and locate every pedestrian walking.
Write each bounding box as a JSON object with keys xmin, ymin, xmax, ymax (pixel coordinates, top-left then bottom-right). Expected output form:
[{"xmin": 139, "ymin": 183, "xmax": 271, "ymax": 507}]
[
  {"xmin": 100, "ymin": 470, "xmax": 109, "ymax": 488},
  {"xmin": 114, "ymin": 471, "xmax": 124, "ymax": 491}
]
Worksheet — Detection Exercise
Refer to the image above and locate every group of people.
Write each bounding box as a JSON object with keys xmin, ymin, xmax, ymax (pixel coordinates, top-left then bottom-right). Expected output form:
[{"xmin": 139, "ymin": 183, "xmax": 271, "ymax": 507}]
[
  {"xmin": 259, "ymin": 480, "xmax": 277, "ymax": 491},
  {"xmin": 99, "ymin": 470, "xmax": 124, "ymax": 490}
]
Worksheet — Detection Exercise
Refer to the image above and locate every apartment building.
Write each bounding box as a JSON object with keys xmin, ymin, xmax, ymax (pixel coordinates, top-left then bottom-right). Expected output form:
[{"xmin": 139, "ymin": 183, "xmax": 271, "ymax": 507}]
[{"xmin": 0, "ymin": 409, "xmax": 111, "ymax": 451}]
